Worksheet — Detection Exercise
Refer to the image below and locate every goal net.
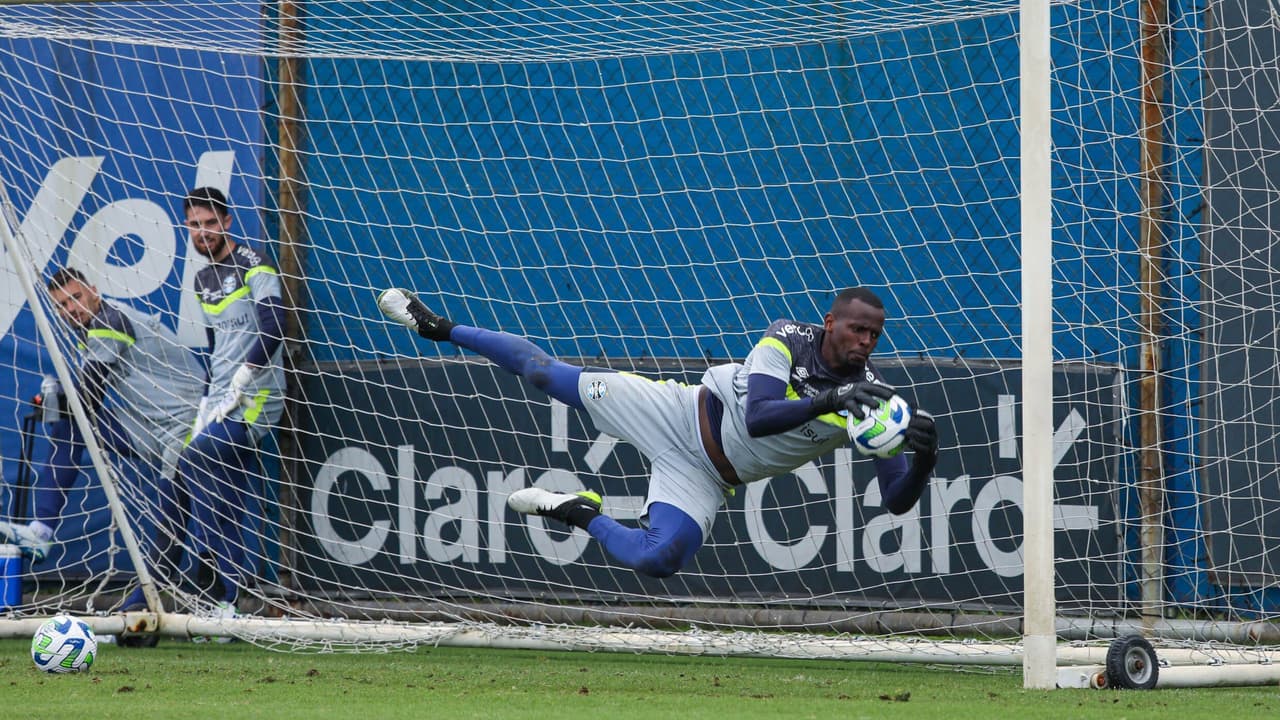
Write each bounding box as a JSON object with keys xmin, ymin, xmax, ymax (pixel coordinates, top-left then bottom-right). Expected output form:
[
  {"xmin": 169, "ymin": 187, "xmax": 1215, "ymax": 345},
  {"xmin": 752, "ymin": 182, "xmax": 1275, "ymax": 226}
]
[{"xmin": 0, "ymin": 0, "xmax": 1278, "ymax": 684}]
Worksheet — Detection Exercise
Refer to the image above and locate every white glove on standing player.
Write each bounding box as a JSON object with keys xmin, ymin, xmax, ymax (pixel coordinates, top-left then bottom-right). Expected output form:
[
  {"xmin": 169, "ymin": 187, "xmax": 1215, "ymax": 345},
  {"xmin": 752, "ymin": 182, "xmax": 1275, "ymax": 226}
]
[{"xmin": 210, "ymin": 363, "xmax": 258, "ymax": 424}]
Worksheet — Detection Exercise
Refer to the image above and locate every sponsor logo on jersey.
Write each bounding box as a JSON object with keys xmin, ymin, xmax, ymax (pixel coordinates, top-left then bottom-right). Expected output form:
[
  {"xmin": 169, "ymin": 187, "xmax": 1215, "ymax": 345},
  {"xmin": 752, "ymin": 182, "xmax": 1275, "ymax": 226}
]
[{"xmin": 776, "ymin": 323, "xmax": 815, "ymax": 341}]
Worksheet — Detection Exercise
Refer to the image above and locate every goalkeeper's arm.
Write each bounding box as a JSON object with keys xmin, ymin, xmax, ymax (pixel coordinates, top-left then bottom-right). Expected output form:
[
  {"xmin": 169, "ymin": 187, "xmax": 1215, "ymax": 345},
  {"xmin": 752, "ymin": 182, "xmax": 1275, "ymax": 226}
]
[
  {"xmin": 742, "ymin": 375, "xmax": 896, "ymax": 438},
  {"xmin": 873, "ymin": 409, "xmax": 939, "ymax": 515},
  {"xmin": 244, "ymin": 294, "xmax": 285, "ymax": 368},
  {"xmin": 211, "ymin": 295, "xmax": 285, "ymax": 424}
]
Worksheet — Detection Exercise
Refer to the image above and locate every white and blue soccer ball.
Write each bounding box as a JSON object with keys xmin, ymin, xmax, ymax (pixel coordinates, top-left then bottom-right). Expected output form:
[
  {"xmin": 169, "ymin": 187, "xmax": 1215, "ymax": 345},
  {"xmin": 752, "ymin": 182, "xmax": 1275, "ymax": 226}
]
[
  {"xmin": 848, "ymin": 394, "xmax": 912, "ymax": 458},
  {"xmin": 31, "ymin": 615, "xmax": 97, "ymax": 673}
]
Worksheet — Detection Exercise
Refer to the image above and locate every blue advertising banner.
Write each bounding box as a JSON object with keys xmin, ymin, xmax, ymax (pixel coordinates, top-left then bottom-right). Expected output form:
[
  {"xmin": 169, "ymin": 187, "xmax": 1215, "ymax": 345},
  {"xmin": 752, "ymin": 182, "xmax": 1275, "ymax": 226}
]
[{"xmin": 294, "ymin": 358, "xmax": 1121, "ymax": 611}]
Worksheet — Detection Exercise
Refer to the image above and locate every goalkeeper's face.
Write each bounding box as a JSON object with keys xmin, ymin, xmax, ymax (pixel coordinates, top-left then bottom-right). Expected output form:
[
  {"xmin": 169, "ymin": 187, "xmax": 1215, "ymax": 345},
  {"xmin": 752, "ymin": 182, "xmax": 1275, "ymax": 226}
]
[
  {"xmin": 822, "ymin": 298, "xmax": 885, "ymax": 374},
  {"xmin": 50, "ymin": 277, "xmax": 101, "ymax": 329},
  {"xmin": 186, "ymin": 204, "xmax": 234, "ymax": 261}
]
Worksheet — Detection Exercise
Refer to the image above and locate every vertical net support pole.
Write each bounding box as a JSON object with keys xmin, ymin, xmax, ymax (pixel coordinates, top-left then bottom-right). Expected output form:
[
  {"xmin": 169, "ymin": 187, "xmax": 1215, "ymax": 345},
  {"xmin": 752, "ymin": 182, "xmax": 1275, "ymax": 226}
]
[
  {"xmin": 272, "ymin": 0, "xmax": 307, "ymax": 591},
  {"xmin": 1138, "ymin": 0, "xmax": 1170, "ymax": 627},
  {"xmin": 1020, "ymin": 0, "xmax": 1057, "ymax": 690}
]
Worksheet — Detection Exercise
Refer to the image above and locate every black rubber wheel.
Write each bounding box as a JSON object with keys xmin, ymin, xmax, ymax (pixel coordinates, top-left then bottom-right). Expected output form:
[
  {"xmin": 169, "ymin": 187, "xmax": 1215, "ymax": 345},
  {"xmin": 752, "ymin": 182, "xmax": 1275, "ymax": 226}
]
[
  {"xmin": 1105, "ymin": 635, "xmax": 1159, "ymax": 690},
  {"xmin": 118, "ymin": 632, "xmax": 160, "ymax": 648}
]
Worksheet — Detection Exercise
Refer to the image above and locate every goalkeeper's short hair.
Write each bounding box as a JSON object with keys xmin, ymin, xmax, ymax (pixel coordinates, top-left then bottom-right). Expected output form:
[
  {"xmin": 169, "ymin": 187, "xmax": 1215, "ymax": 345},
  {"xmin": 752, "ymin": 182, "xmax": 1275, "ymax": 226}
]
[
  {"xmin": 47, "ymin": 266, "xmax": 90, "ymax": 292},
  {"xmin": 183, "ymin": 186, "xmax": 230, "ymax": 217}
]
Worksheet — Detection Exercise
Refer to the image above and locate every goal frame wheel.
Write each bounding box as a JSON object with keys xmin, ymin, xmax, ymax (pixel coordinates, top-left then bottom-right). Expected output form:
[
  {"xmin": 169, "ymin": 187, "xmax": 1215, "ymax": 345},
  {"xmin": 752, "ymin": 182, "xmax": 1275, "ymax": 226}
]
[
  {"xmin": 118, "ymin": 632, "xmax": 160, "ymax": 648},
  {"xmin": 1105, "ymin": 635, "xmax": 1159, "ymax": 689}
]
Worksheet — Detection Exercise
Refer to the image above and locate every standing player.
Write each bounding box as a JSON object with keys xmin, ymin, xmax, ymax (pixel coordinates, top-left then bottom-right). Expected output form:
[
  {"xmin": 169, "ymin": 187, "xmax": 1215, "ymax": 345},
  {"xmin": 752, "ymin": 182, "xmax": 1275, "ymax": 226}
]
[
  {"xmin": 377, "ymin": 286, "xmax": 938, "ymax": 578},
  {"xmin": 0, "ymin": 268, "xmax": 203, "ymax": 608},
  {"xmin": 179, "ymin": 186, "xmax": 285, "ymax": 615}
]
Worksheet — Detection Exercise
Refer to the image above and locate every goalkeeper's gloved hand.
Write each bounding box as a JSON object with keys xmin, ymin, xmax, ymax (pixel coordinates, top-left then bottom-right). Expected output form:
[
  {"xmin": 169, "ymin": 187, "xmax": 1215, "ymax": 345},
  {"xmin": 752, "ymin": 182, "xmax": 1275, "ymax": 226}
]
[
  {"xmin": 905, "ymin": 409, "xmax": 938, "ymax": 456},
  {"xmin": 212, "ymin": 363, "xmax": 259, "ymax": 423},
  {"xmin": 0, "ymin": 520, "xmax": 52, "ymax": 564},
  {"xmin": 229, "ymin": 363, "xmax": 257, "ymax": 395},
  {"xmin": 812, "ymin": 381, "xmax": 896, "ymax": 419}
]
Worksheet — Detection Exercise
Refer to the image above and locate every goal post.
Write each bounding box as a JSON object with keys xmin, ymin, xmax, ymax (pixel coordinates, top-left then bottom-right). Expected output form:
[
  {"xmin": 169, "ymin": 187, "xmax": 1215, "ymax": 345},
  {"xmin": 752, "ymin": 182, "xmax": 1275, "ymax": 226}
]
[
  {"xmin": 0, "ymin": 0, "xmax": 1279, "ymax": 690},
  {"xmin": 1019, "ymin": 0, "xmax": 1055, "ymax": 691}
]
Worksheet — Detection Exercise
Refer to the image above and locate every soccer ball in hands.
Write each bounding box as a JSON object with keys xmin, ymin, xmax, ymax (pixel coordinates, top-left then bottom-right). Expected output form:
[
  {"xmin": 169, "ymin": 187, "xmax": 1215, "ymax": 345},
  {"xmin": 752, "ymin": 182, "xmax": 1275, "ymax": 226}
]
[
  {"xmin": 31, "ymin": 615, "xmax": 97, "ymax": 673},
  {"xmin": 848, "ymin": 394, "xmax": 911, "ymax": 458}
]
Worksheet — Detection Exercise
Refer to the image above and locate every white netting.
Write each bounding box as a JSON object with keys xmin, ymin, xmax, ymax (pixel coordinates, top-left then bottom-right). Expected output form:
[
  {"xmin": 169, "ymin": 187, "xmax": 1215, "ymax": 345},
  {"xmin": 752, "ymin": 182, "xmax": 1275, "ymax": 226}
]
[{"xmin": 0, "ymin": 0, "xmax": 1276, "ymax": 682}]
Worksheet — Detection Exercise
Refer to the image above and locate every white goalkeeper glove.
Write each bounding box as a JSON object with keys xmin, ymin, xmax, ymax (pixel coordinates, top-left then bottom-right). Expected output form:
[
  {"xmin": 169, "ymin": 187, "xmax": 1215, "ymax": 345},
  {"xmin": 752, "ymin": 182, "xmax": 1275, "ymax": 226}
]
[
  {"xmin": 211, "ymin": 363, "xmax": 259, "ymax": 423},
  {"xmin": 230, "ymin": 363, "xmax": 257, "ymax": 395}
]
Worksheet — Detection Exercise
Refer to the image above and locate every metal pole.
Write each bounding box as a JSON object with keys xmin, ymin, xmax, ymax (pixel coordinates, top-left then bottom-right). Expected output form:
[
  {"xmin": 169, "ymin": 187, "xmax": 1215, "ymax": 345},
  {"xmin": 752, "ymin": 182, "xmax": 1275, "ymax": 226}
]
[
  {"xmin": 1137, "ymin": 0, "xmax": 1170, "ymax": 627},
  {"xmin": 272, "ymin": 0, "xmax": 307, "ymax": 591}
]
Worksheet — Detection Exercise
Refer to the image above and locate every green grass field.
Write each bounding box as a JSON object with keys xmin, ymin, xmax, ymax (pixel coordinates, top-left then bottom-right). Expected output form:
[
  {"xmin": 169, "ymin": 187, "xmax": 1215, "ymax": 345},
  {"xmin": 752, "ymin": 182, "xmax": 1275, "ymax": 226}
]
[{"xmin": 1, "ymin": 638, "xmax": 1275, "ymax": 719}]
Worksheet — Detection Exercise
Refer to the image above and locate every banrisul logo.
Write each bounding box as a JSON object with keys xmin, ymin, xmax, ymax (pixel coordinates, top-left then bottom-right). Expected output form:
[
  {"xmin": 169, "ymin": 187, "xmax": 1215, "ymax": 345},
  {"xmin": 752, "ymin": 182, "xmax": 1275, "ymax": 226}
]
[{"xmin": 0, "ymin": 150, "xmax": 236, "ymax": 346}]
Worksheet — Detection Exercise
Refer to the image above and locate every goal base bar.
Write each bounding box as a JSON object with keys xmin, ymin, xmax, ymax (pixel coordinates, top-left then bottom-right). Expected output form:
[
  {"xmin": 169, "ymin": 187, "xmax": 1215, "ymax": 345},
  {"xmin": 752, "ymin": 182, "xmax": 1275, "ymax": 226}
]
[
  {"xmin": 1057, "ymin": 663, "xmax": 1280, "ymax": 689},
  {"xmin": 3, "ymin": 612, "xmax": 1279, "ymax": 678},
  {"xmin": 0, "ymin": 613, "xmax": 1028, "ymax": 661}
]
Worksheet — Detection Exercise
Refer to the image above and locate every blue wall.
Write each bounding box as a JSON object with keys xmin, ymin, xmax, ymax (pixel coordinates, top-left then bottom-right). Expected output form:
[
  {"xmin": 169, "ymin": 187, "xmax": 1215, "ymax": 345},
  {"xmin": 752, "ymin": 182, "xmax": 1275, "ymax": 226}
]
[{"xmin": 302, "ymin": 14, "xmax": 1035, "ymax": 364}]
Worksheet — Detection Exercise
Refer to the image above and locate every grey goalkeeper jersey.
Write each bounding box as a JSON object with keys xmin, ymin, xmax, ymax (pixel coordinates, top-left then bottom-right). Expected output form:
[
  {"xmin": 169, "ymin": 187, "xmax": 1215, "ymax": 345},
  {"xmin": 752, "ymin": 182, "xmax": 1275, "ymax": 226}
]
[
  {"xmin": 700, "ymin": 319, "xmax": 886, "ymax": 484},
  {"xmin": 81, "ymin": 299, "xmax": 204, "ymax": 450},
  {"xmin": 194, "ymin": 242, "xmax": 285, "ymax": 428}
]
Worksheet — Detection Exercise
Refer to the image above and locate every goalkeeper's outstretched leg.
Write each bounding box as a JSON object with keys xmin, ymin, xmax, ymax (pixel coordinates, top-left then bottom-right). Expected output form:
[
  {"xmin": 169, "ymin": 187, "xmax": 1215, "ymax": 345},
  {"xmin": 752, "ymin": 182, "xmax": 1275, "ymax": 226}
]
[
  {"xmin": 506, "ymin": 490, "xmax": 702, "ymax": 578},
  {"xmin": 376, "ymin": 287, "xmax": 455, "ymax": 342},
  {"xmin": 378, "ymin": 288, "xmax": 586, "ymax": 408},
  {"xmin": 377, "ymin": 288, "xmax": 707, "ymax": 578}
]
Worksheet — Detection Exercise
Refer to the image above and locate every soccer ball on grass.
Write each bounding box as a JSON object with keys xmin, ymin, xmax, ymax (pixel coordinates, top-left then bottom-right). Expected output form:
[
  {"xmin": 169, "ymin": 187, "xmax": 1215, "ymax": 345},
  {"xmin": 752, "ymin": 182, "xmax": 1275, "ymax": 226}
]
[
  {"xmin": 848, "ymin": 394, "xmax": 912, "ymax": 458},
  {"xmin": 31, "ymin": 615, "xmax": 97, "ymax": 673}
]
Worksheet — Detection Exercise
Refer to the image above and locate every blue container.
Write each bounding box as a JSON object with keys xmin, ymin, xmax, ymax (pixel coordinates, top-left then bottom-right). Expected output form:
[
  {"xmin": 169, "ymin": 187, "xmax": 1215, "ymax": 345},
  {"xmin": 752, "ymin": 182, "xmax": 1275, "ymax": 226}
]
[{"xmin": 0, "ymin": 544, "xmax": 21, "ymax": 609}]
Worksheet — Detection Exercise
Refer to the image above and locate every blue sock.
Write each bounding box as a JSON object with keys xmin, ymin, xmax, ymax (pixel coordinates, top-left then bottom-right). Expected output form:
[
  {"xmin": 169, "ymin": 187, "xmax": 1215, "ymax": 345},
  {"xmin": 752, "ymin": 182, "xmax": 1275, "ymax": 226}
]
[
  {"xmin": 219, "ymin": 576, "xmax": 240, "ymax": 605},
  {"xmin": 449, "ymin": 326, "xmax": 585, "ymax": 409},
  {"xmin": 119, "ymin": 586, "xmax": 147, "ymax": 611},
  {"xmin": 32, "ymin": 419, "xmax": 81, "ymax": 524},
  {"xmin": 586, "ymin": 502, "xmax": 703, "ymax": 578}
]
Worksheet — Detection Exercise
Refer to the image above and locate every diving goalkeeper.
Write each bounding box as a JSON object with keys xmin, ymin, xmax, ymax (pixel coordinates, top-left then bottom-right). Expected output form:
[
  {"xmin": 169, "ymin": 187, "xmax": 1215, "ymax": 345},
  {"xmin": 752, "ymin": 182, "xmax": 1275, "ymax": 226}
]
[
  {"xmin": 378, "ymin": 286, "xmax": 938, "ymax": 578},
  {"xmin": 0, "ymin": 268, "xmax": 204, "ymax": 609}
]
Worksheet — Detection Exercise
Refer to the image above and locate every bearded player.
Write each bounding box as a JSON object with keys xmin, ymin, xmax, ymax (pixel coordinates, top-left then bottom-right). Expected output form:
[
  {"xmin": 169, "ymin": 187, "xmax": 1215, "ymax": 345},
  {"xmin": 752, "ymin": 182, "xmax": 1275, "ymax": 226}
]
[{"xmin": 178, "ymin": 186, "xmax": 286, "ymax": 616}]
